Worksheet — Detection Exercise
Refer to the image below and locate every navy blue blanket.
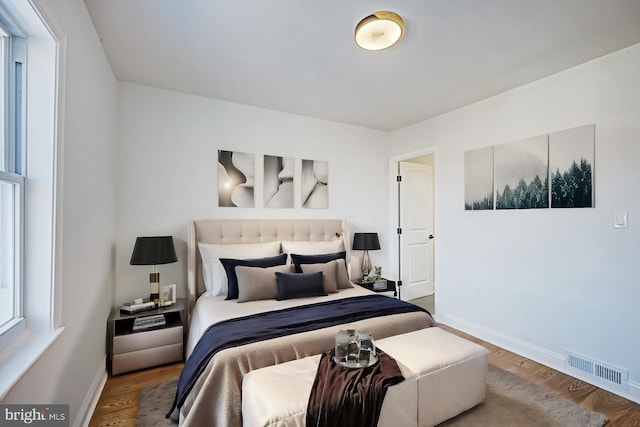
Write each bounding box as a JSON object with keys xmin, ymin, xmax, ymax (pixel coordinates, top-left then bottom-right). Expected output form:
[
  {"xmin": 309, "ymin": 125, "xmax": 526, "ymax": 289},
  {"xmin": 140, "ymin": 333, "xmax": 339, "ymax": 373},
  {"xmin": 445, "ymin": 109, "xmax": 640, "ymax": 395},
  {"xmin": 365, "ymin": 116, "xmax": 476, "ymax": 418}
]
[{"xmin": 167, "ymin": 294, "xmax": 430, "ymax": 417}]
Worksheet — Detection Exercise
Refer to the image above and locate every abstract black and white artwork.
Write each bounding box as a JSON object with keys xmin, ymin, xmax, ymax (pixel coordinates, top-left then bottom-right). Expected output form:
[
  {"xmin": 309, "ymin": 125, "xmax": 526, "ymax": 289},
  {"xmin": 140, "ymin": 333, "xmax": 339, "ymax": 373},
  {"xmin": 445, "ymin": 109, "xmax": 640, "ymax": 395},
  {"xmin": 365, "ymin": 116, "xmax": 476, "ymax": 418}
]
[
  {"xmin": 217, "ymin": 150, "xmax": 255, "ymax": 207},
  {"xmin": 301, "ymin": 159, "xmax": 328, "ymax": 208},
  {"xmin": 549, "ymin": 124, "xmax": 594, "ymax": 208},
  {"xmin": 464, "ymin": 146, "xmax": 494, "ymax": 210},
  {"xmin": 495, "ymin": 135, "xmax": 549, "ymax": 209},
  {"xmin": 264, "ymin": 155, "xmax": 294, "ymax": 208}
]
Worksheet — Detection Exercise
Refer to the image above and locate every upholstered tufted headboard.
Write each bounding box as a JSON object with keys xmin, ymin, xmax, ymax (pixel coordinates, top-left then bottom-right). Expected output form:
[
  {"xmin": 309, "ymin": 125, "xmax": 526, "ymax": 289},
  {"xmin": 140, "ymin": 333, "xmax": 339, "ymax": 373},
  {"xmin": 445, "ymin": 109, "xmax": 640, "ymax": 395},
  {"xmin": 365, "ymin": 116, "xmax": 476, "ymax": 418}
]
[{"xmin": 187, "ymin": 219, "xmax": 349, "ymax": 314}]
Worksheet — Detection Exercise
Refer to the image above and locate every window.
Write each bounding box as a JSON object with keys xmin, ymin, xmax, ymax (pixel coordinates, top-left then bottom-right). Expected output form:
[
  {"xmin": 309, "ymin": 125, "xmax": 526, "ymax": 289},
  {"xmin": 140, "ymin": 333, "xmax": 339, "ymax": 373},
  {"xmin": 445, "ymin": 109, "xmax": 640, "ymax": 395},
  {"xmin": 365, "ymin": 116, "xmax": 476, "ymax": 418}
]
[
  {"xmin": 0, "ymin": 17, "xmax": 26, "ymax": 343},
  {"xmin": 0, "ymin": 0, "xmax": 62, "ymax": 397}
]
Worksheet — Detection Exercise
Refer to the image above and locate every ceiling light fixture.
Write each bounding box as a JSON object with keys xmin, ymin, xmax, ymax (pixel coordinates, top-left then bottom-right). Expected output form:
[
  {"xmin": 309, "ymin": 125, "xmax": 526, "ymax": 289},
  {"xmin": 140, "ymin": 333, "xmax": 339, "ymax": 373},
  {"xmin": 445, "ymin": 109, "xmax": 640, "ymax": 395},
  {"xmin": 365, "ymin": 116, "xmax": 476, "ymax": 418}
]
[{"xmin": 355, "ymin": 11, "xmax": 404, "ymax": 51}]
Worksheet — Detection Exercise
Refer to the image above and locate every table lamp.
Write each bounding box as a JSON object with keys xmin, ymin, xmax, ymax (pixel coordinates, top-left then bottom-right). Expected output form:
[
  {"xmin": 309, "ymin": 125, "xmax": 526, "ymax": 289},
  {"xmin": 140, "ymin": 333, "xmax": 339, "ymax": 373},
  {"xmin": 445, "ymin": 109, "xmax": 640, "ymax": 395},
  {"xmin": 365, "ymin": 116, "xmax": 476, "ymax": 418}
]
[
  {"xmin": 352, "ymin": 232, "xmax": 380, "ymax": 281},
  {"xmin": 130, "ymin": 236, "xmax": 177, "ymax": 303}
]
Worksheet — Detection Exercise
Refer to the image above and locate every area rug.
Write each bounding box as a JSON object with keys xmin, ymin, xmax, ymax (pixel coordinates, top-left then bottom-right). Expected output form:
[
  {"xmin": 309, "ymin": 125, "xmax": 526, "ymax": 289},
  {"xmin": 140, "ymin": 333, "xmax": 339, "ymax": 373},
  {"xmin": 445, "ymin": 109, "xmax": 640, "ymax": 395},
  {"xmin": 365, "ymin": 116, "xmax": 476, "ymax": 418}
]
[{"xmin": 136, "ymin": 365, "xmax": 608, "ymax": 427}]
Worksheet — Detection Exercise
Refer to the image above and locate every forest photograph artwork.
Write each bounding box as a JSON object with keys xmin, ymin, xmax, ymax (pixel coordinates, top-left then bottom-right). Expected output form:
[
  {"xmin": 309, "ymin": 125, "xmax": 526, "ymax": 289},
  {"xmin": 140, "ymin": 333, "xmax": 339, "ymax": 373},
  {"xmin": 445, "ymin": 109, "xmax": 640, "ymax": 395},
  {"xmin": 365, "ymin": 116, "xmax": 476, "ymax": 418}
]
[
  {"xmin": 549, "ymin": 124, "xmax": 594, "ymax": 208},
  {"xmin": 495, "ymin": 135, "xmax": 549, "ymax": 209},
  {"xmin": 463, "ymin": 124, "xmax": 594, "ymax": 211},
  {"xmin": 464, "ymin": 146, "xmax": 494, "ymax": 210}
]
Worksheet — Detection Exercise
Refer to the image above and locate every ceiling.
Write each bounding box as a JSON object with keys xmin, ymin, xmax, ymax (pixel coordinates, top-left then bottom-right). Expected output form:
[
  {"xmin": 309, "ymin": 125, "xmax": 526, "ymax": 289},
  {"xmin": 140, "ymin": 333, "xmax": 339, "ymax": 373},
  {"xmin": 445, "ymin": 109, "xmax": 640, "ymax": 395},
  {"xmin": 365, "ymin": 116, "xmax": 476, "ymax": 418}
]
[{"xmin": 84, "ymin": 1, "xmax": 640, "ymax": 131}]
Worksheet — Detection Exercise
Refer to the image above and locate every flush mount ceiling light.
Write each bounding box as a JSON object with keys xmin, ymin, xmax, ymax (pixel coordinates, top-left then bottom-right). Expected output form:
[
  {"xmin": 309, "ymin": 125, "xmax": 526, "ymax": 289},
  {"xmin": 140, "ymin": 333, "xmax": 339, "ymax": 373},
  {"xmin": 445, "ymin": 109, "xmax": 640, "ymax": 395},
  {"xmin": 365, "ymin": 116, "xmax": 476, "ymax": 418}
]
[{"xmin": 355, "ymin": 11, "xmax": 404, "ymax": 51}]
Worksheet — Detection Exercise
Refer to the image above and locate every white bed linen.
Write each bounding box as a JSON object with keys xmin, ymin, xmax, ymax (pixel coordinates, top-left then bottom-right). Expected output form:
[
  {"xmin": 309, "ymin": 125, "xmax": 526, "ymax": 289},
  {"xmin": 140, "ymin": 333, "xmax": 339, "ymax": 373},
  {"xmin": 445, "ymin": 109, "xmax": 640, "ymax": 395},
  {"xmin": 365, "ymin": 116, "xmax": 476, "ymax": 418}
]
[{"xmin": 187, "ymin": 286, "xmax": 373, "ymax": 357}]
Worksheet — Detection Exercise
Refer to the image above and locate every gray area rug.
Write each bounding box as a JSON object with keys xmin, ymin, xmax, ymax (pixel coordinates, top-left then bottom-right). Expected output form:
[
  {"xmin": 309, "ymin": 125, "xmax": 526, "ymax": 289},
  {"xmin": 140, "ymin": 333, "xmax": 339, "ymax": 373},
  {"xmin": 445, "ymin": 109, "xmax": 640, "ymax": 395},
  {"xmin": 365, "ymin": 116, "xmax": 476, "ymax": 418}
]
[{"xmin": 137, "ymin": 365, "xmax": 608, "ymax": 427}]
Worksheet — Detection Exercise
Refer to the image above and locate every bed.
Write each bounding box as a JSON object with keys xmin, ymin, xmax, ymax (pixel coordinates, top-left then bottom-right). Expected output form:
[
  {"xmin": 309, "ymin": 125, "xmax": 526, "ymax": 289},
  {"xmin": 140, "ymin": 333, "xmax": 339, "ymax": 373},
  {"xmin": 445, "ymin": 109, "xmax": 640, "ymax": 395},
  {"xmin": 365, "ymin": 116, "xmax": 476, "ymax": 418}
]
[{"xmin": 170, "ymin": 219, "xmax": 435, "ymax": 427}]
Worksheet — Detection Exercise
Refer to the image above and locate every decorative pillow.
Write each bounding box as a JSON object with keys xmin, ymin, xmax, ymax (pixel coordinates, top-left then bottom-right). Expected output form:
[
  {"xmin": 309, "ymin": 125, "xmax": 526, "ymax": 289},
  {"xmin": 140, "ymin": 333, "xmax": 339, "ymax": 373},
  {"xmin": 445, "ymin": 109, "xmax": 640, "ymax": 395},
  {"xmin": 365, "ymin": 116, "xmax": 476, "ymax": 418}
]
[
  {"xmin": 236, "ymin": 264, "xmax": 293, "ymax": 303},
  {"xmin": 220, "ymin": 253, "xmax": 288, "ymax": 300},
  {"xmin": 198, "ymin": 241, "xmax": 281, "ymax": 296},
  {"xmin": 282, "ymin": 240, "xmax": 344, "ymax": 266},
  {"xmin": 300, "ymin": 260, "xmax": 338, "ymax": 293},
  {"xmin": 275, "ymin": 271, "xmax": 327, "ymax": 300},
  {"xmin": 290, "ymin": 251, "xmax": 352, "ymax": 289},
  {"xmin": 290, "ymin": 251, "xmax": 345, "ymax": 269},
  {"xmin": 281, "ymin": 239, "xmax": 344, "ymax": 256}
]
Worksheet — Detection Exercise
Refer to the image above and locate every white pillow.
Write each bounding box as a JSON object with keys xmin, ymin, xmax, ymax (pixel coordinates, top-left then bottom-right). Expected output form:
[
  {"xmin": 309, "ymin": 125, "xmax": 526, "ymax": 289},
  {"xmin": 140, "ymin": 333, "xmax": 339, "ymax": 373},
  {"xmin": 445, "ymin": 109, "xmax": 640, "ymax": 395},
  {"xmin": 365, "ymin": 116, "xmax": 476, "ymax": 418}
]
[
  {"xmin": 198, "ymin": 241, "xmax": 281, "ymax": 296},
  {"xmin": 281, "ymin": 240, "xmax": 344, "ymax": 263}
]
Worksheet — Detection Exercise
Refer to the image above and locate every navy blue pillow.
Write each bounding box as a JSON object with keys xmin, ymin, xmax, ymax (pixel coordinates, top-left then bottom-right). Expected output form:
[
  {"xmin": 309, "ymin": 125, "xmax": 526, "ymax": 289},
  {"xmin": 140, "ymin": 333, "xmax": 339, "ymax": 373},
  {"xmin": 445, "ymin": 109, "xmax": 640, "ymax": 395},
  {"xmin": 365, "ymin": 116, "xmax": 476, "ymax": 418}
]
[
  {"xmin": 220, "ymin": 253, "xmax": 288, "ymax": 300},
  {"xmin": 275, "ymin": 272, "xmax": 327, "ymax": 300},
  {"xmin": 290, "ymin": 251, "xmax": 346, "ymax": 273}
]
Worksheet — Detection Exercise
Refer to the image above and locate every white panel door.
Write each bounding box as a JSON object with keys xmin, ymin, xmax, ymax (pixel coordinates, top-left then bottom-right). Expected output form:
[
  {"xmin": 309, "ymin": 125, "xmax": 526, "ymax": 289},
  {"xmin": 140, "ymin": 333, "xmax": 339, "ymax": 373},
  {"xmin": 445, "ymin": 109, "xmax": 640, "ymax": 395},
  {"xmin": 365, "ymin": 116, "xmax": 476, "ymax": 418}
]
[{"xmin": 399, "ymin": 161, "xmax": 434, "ymax": 300}]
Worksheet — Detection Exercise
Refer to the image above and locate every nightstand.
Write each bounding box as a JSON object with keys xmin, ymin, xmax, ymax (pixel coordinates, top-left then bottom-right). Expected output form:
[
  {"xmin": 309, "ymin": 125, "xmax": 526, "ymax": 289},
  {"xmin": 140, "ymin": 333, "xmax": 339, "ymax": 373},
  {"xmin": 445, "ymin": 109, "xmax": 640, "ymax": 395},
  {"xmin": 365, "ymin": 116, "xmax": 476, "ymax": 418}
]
[
  {"xmin": 107, "ymin": 298, "xmax": 185, "ymax": 375},
  {"xmin": 355, "ymin": 279, "xmax": 397, "ymax": 298}
]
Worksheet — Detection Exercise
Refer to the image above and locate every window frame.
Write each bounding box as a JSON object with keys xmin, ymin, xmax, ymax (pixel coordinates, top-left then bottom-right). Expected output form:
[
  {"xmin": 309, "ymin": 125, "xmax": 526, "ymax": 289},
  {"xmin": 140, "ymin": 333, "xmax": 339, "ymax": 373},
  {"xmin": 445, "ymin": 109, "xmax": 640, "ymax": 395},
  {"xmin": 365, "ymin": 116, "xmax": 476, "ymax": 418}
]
[
  {"xmin": 0, "ymin": 171, "xmax": 24, "ymax": 339},
  {"xmin": 0, "ymin": 0, "xmax": 65, "ymax": 399}
]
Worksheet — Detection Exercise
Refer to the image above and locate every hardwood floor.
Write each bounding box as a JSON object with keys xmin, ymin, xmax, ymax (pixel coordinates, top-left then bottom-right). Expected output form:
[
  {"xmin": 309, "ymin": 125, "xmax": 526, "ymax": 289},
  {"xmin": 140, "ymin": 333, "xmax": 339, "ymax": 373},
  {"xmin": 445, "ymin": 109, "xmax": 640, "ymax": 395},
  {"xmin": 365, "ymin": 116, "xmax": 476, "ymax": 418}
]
[
  {"xmin": 89, "ymin": 363, "xmax": 183, "ymax": 427},
  {"xmin": 439, "ymin": 325, "xmax": 640, "ymax": 427},
  {"xmin": 89, "ymin": 326, "xmax": 640, "ymax": 426}
]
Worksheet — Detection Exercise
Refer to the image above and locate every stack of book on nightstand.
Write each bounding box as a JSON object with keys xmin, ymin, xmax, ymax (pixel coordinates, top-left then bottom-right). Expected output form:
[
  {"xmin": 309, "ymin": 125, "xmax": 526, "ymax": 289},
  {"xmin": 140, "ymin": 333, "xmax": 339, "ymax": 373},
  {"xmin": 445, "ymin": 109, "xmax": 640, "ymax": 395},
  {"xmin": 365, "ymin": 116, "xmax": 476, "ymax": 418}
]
[
  {"xmin": 372, "ymin": 279, "xmax": 388, "ymax": 290},
  {"xmin": 133, "ymin": 314, "xmax": 166, "ymax": 331},
  {"xmin": 120, "ymin": 299, "xmax": 156, "ymax": 314}
]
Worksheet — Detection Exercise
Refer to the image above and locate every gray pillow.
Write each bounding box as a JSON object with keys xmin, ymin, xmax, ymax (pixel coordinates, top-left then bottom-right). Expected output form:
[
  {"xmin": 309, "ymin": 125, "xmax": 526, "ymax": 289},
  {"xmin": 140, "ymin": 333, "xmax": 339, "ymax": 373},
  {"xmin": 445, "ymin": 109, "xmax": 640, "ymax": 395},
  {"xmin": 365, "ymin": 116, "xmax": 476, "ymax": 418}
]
[
  {"xmin": 299, "ymin": 258, "xmax": 352, "ymax": 289},
  {"xmin": 300, "ymin": 260, "xmax": 338, "ymax": 293},
  {"xmin": 334, "ymin": 259, "xmax": 353, "ymax": 289},
  {"xmin": 235, "ymin": 264, "xmax": 293, "ymax": 303}
]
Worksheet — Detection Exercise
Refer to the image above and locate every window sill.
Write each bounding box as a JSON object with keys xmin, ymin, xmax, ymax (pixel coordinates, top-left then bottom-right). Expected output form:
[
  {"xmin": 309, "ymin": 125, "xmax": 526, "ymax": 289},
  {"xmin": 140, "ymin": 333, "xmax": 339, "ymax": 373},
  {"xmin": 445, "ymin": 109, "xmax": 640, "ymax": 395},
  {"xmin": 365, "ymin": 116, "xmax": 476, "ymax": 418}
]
[{"xmin": 0, "ymin": 326, "xmax": 65, "ymax": 400}]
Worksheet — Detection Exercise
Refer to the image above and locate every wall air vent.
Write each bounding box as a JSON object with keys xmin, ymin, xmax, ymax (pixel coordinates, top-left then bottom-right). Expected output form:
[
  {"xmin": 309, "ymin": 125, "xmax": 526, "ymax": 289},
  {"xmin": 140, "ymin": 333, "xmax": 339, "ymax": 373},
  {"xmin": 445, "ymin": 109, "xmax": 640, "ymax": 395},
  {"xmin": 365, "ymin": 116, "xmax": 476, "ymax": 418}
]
[
  {"xmin": 566, "ymin": 350, "xmax": 628, "ymax": 388},
  {"xmin": 567, "ymin": 353, "xmax": 593, "ymax": 375}
]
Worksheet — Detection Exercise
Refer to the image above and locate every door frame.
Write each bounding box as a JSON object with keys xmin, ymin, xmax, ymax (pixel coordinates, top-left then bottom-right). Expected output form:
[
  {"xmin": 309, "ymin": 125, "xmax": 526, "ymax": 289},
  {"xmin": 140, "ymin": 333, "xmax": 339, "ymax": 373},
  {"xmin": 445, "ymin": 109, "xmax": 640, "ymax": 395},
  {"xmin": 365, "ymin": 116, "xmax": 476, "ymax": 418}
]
[{"xmin": 387, "ymin": 147, "xmax": 438, "ymax": 300}]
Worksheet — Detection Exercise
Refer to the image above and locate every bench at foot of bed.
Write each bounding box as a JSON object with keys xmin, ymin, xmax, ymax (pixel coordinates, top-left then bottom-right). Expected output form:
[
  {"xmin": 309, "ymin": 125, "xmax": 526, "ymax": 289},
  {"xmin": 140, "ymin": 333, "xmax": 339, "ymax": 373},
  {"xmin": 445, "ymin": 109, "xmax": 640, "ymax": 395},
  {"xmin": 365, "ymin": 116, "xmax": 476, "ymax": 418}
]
[{"xmin": 241, "ymin": 327, "xmax": 489, "ymax": 427}]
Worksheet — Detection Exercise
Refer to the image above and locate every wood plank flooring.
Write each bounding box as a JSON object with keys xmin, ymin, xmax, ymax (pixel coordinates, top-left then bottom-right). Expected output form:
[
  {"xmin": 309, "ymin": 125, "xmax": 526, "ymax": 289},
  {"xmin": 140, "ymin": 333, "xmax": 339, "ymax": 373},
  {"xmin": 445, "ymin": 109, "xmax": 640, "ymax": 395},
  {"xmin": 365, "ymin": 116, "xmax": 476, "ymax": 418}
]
[
  {"xmin": 89, "ymin": 363, "xmax": 183, "ymax": 426},
  {"xmin": 89, "ymin": 325, "xmax": 640, "ymax": 426},
  {"xmin": 438, "ymin": 325, "xmax": 640, "ymax": 427}
]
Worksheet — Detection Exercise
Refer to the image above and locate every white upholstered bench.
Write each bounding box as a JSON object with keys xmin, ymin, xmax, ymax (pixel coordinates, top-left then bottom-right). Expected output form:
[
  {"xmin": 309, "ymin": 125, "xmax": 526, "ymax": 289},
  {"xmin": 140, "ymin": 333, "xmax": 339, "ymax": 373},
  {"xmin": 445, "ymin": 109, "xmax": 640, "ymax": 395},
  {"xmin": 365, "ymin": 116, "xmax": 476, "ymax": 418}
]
[{"xmin": 241, "ymin": 327, "xmax": 489, "ymax": 427}]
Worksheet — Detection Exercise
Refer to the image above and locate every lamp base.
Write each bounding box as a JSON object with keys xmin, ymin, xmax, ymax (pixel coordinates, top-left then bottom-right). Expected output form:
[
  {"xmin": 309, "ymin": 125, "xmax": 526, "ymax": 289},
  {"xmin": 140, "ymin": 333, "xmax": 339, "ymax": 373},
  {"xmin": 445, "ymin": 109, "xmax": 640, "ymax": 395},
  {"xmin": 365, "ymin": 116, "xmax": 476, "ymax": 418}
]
[
  {"xmin": 150, "ymin": 272, "xmax": 160, "ymax": 304},
  {"xmin": 361, "ymin": 250, "xmax": 372, "ymax": 281}
]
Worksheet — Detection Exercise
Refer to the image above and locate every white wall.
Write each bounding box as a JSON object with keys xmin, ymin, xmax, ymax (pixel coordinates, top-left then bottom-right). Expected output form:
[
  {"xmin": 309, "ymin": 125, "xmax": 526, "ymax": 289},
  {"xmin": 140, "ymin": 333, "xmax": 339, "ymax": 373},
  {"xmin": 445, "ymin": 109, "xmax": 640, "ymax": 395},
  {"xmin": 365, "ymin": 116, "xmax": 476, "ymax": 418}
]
[
  {"xmin": 2, "ymin": 0, "xmax": 118, "ymax": 425},
  {"xmin": 5, "ymin": 3, "xmax": 636, "ymax": 418},
  {"xmin": 389, "ymin": 43, "xmax": 640, "ymax": 401},
  {"xmin": 115, "ymin": 83, "xmax": 389, "ymax": 304}
]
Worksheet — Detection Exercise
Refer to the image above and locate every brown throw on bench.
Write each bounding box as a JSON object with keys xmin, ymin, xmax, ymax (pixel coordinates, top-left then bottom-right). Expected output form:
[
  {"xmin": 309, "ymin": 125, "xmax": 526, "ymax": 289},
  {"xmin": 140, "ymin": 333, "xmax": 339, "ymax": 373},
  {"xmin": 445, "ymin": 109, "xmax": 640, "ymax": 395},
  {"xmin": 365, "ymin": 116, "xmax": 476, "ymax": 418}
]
[{"xmin": 306, "ymin": 349, "xmax": 405, "ymax": 427}]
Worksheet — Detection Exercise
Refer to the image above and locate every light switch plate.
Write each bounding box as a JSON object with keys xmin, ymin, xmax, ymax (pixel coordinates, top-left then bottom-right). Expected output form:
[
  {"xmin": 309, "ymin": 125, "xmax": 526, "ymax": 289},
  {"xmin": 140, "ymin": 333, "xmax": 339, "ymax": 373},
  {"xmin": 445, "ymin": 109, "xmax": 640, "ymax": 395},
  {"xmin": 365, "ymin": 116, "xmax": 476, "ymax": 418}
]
[{"xmin": 614, "ymin": 211, "xmax": 628, "ymax": 229}]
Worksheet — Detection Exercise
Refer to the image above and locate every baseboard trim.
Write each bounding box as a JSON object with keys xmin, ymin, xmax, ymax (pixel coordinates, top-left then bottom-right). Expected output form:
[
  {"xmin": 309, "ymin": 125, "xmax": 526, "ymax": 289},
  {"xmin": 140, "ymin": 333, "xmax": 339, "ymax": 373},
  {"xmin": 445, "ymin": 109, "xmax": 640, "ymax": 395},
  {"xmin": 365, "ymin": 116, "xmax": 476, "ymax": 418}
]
[
  {"xmin": 629, "ymin": 381, "xmax": 640, "ymax": 403},
  {"xmin": 74, "ymin": 359, "xmax": 107, "ymax": 427},
  {"xmin": 436, "ymin": 312, "xmax": 640, "ymax": 405}
]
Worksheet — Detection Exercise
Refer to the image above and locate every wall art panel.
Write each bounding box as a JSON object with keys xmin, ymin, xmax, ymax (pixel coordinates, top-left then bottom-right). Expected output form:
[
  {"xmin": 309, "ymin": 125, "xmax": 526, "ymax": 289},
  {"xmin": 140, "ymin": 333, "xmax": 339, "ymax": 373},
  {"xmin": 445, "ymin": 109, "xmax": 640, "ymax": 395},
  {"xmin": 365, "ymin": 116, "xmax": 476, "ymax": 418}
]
[
  {"xmin": 549, "ymin": 124, "xmax": 594, "ymax": 208},
  {"xmin": 464, "ymin": 146, "xmax": 494, "ymax": 210},
  {"xmin": 264, "ymin": 154, "xmax": 294, "ymax": 208},
  {"xmin": 218, "ymin": 150, "xmax": 255, "ymax": 207},
  {"xmin": 495, "ymin": 135, "xmax": 549, "ymax": 209},
  {"xmin": 301, "ymin": 159, "xmax": 328, "ymax": 208}
]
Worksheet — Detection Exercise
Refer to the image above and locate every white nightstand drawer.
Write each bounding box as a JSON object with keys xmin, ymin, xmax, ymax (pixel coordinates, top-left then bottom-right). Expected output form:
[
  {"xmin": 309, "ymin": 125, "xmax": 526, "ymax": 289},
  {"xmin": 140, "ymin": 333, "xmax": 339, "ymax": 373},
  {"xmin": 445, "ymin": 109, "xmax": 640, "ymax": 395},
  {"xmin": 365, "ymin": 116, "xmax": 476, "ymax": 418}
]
[
  {"xmin": 112, "ymin": 343, "xmax": 183, "ymax": 375},
  {"xmin": 113, "ymin": 325, "xmax": 183, "ymax": 354}
]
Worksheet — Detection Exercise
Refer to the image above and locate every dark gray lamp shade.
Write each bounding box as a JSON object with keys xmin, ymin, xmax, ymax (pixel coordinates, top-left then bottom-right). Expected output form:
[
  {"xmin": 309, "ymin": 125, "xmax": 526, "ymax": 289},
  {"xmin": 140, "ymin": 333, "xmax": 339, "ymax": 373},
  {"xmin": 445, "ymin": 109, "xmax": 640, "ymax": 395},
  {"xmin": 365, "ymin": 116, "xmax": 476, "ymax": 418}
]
[
  {"xmin": 352, "ymin": 233, "xmax": 381, "ymax": 251},
  {"xmin": 130, "ymin": 236, "xmax": 178, "ymax": 266}
]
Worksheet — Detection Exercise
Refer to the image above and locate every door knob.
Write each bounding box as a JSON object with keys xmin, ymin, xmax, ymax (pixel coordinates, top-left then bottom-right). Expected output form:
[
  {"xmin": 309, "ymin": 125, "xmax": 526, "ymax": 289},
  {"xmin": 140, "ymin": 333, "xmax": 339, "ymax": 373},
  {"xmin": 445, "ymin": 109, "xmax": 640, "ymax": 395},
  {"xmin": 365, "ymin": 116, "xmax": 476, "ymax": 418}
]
[{"xmin": 428, "ymin": 234, "xmax": 434, "ymax": 240}]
